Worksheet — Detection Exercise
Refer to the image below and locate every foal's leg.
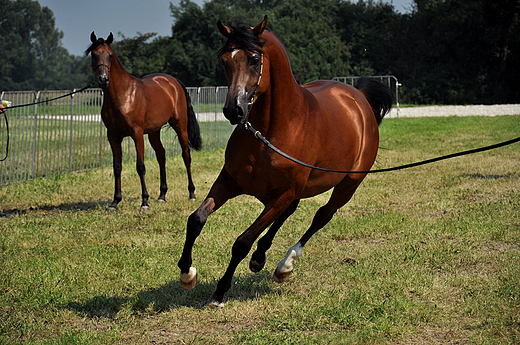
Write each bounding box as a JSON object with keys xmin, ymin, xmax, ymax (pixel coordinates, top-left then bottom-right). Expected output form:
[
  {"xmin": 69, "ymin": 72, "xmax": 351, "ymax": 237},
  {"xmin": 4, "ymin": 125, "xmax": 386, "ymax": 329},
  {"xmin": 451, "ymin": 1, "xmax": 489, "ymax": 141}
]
[
  {"xmin": 132, "ymin": 130, "xmax": 150, "ymax": 209},
  {"xmin": 249, "ymin": 199, "xmax": 300, "ymax": 272},
  {"xmin": 107, "ymin": 134, "xmax": 123, "ymax": 210},
  {"xmin": 274, "ymin": 178, "xmax": 363, "ymax": 283},
  {"xmin": 206, "ymin": 192, "xmax": 296, "ymax": 308},
  {"xmin": 148, "ymin": 131, "xmax": 167, "ymax": 202},
  {"xmin": 173, "ymin": 121, "xmax": 196, "ymax": 201}
]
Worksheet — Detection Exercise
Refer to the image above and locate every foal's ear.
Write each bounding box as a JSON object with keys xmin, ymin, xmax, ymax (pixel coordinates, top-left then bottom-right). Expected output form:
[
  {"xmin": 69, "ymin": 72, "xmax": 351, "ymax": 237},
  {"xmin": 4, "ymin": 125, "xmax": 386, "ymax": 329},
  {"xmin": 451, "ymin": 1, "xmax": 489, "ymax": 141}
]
[
  {"xmin": 106, "ymin": 32, "xmax": 114, "ymax": 45},
  {"xmin": 217, "ymin": 20, "xmax": 232, "ymax": 37},
  {"xmin": 90, "ymin": 31, "xmax": 97, "ymax": 43},
  {"xmin": 253, "ymin": 15, "xmax": 268, "ymax": 36}
]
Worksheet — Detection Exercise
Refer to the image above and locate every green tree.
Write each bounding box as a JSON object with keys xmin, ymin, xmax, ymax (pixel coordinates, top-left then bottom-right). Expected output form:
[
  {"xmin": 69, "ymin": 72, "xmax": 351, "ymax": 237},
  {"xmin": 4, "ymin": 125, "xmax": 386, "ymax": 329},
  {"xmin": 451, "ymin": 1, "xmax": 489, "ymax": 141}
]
[{"xmin": 0, "ymin": 0, "xmax": 89, "ymax": 91}]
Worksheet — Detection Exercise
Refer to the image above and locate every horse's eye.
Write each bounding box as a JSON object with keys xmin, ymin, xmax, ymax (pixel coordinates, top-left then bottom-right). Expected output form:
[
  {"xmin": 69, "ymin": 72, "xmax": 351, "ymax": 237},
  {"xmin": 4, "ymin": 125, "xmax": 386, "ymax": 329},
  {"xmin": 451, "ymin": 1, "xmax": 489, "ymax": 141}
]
[
  {"xmin": 249, "ymin": 54, "xmax": 260, "ymax": 66},
  {"xmin": 109, "ymin": 53, "xmax": 114, "ymax": 58},
  {"xmin": 219, "ymin": 56, "xmax": 226, "ymax": 67}
]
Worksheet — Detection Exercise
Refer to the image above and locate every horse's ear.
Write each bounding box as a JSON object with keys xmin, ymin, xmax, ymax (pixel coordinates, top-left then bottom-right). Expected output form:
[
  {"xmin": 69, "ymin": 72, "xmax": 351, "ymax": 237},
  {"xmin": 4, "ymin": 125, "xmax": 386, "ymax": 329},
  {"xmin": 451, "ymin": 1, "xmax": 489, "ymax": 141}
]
[
  {"xmin": 90, "ymin": 31, "xmax": 97, "ymax": 43},
  {"xmin": 253, "ymin": 15, "xmax": 268, "ymax": 36},
  {"xmin": 217, "ymin": 20, "xmax": 232, "ymax": 37},
  {"xmin": 106, "ymin": 32, "xmax": 113, "ymax": 45}
]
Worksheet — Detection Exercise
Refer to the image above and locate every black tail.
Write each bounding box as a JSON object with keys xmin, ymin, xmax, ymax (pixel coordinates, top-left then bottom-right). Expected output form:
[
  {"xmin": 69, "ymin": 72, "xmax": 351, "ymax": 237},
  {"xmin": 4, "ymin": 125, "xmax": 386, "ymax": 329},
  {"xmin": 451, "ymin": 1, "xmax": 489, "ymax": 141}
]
[
  {"xmin": 179, "ymin": 81, "xmax": 202, "ymax": 151},
  {"xmin": 355, "ymin": 76, "xmax": 394, "ymax": 126}
]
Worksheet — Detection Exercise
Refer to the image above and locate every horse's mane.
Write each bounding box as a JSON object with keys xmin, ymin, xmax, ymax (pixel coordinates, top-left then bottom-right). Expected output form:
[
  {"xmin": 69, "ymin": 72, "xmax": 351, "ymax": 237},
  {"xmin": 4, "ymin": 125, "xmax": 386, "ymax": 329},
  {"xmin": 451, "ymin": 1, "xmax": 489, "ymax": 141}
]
[
  {"xmin": 85, "ymin": 38, "xmax": 108, "ymax": 56},
  {"xmin": 218, "ymin": 15, "xmax": 267, "ymax": 56}
]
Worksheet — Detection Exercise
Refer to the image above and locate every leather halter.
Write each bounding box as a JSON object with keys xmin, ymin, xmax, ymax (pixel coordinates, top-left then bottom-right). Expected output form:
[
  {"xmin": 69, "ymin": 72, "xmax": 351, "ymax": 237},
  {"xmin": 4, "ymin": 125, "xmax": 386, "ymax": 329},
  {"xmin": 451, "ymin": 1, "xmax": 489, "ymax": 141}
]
[
  {"xmin": 94, "ymin": 63, "xmax": 110, "ymax": 72},
  {"xmin": 246, "ymin": 54, "xmax": 263, "ymax": 116}
]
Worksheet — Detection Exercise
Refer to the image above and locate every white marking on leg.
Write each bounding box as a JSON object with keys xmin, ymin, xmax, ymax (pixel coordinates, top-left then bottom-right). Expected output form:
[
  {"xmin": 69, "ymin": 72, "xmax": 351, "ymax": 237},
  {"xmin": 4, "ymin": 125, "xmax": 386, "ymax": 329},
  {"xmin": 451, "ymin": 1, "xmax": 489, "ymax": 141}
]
[
  {"xmin": 276, "ymin": 242, "xmax": 303, "ymax": 273},
  {"xmin": 180, "ymin": 266, "xmax": 197, "ymax": 283}
]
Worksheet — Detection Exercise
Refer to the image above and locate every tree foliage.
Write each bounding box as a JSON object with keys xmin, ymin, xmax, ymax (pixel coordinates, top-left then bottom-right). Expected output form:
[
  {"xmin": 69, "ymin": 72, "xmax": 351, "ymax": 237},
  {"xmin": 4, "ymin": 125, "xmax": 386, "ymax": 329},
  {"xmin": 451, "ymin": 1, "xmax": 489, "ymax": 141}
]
[
  {"xmin": 0, "ymin": 0, "xmax": 89, "ymax": 91},
  {"xmin": 1, "ymin": 0, "xmax": 519, "ymax": 104}
]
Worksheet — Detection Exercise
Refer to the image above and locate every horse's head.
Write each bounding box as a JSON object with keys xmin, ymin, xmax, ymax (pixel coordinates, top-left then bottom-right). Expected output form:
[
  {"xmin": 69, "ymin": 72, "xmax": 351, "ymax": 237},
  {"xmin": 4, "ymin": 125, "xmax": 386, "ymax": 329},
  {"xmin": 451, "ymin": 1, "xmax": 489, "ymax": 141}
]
[
  {"xmin": 86, "ymin": 32, "xmax": 114, "ymax": 88},
  {"xmin": 217, "ymin": 16, "xmax": 268, "ymax": 125}
]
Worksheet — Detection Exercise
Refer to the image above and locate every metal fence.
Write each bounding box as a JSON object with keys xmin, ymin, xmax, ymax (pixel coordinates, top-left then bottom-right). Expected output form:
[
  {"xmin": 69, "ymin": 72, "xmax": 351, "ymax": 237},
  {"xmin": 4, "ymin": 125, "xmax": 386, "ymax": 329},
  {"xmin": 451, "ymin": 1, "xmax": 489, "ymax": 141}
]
[
  {"xmin": 333, "ymin": 75, "xmax": 401, "ymax": 117},
  {"xmin": 0, "ymin": 86, "xmax": 232, "ymax": 185}
]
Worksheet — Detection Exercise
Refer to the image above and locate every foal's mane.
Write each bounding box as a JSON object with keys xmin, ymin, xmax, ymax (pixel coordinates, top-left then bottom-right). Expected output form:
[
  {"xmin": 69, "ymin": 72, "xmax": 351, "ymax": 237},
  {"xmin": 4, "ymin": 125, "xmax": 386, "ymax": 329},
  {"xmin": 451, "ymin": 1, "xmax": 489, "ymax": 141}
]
[
  {"xmin": 85, "ymin": 37, "xmax": 109, "ymax": 56},
  {"xmin": 218, "ymin": 16, "xmax": 267, "ymax": 57}
]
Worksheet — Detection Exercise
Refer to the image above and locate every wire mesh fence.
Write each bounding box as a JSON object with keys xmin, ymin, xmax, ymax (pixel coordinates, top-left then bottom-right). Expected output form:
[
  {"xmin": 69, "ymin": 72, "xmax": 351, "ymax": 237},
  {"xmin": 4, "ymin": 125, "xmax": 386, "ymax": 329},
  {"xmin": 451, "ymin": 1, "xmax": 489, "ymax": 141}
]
[{"xmin": 0, "ymin": 86, "xmax": 233, "ymax": 185}]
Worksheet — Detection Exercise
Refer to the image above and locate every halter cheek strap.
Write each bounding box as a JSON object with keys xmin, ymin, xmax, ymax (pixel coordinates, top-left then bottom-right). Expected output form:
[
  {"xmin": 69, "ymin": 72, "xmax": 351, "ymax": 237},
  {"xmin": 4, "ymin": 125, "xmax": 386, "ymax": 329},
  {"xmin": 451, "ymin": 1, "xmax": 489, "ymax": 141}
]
[{"xmin": 247, "ymin": 54, "xmax": 264, "ymax": 114}]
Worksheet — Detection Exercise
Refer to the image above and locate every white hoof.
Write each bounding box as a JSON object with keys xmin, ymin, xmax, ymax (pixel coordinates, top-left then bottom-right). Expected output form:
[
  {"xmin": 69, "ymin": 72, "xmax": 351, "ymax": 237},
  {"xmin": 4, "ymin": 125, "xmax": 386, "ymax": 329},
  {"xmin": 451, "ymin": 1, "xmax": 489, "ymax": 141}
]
[{"xmin": 180, "ymin": 267, "xmax": 197, "ymax": 290}]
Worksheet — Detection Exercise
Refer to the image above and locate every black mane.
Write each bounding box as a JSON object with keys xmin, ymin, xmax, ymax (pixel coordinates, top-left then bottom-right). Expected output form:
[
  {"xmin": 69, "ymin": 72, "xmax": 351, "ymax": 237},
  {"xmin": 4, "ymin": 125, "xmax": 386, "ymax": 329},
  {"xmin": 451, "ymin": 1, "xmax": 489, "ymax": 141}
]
[
  {"xmin": 218, "ymin": 16, "xmax": 267, "ymax": 57},
  {"xmin": 85, "ymin": 38, "xmax": 107, "ymax": 56}
]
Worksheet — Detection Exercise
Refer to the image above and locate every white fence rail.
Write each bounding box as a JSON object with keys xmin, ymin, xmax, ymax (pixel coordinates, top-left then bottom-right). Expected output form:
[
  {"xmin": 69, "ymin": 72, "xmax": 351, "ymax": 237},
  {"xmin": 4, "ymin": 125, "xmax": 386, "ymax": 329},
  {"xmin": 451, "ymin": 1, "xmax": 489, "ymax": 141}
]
[{"xmin": 0, "ymin": 87, "xmax": 232, "ymax": 185}]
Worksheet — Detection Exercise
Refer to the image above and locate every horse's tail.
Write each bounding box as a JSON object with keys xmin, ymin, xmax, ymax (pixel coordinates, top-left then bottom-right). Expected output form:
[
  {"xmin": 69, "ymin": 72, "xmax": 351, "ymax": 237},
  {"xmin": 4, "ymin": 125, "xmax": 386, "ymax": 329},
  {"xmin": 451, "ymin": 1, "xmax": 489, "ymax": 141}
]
[
  {"xmin": 355, "ymin": 76, "xmax": 393, "ymax": 126},
  {"xmin": 179, "ymin": 81, "xmax": 202, "ymax": 151}
]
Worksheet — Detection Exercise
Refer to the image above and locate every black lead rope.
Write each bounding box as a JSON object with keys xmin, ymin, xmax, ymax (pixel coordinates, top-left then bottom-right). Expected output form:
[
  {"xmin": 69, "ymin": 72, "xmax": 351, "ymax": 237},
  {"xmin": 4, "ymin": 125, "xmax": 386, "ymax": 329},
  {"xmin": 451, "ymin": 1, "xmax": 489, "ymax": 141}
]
[
  {"xmin": 0, "ymin": 83, "xmax": 94, "ymax": 161},
  {"xmin": 244, "ymin": 122, "xmax": 520, "ymax": 174},
  {"xmin": 4, "ymin": 83, "xmax": 94, "ymax": 110}
]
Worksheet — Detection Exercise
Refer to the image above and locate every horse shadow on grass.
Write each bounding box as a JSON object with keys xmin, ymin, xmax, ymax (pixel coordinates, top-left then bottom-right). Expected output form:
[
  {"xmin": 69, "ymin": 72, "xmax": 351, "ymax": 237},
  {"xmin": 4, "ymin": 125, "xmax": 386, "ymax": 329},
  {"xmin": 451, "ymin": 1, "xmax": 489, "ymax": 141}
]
[
  {"xmin": 6, "ymin": 200, "xmax": 108, "ymax": 215},
  {"xmin": 65, "ymin": 270, "xmax": 281, "ymax": 318}
]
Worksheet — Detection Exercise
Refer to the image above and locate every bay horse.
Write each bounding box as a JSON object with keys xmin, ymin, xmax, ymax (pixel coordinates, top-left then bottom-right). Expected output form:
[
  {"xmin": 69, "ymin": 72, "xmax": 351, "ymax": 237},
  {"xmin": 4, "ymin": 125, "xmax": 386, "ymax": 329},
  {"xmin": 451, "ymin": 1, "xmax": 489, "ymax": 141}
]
[
  {"xmin": 178, "ymin": 16, "xmax": 393, "ymax": 307},
  {"xmin": 87, "ymin": 32, "xmax": 202, "ymax": 210}
]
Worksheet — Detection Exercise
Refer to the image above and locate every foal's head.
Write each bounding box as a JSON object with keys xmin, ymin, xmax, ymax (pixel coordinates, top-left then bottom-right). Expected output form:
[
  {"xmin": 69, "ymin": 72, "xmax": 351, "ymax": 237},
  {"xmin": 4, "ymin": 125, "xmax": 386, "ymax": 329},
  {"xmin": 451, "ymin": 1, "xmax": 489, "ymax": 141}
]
[
  {"xmin": 86, "ymin": 32, "xmax": 114, "ymax": 88},
  {"xmin": 217, "ymin": 16, "xmax": 268, "ymax": 125}
]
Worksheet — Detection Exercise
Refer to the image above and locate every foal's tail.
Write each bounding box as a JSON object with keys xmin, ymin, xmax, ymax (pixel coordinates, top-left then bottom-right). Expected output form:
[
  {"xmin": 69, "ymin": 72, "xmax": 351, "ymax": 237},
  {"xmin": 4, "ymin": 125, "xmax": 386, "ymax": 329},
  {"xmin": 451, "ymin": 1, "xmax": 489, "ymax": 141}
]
[
  {"xmin": 179, "ymin": 81, "xmax": 203, "ymax": 151},
  {"xmin": 355, "ymin": 76, "xmax": 394, "ymax": 126}
]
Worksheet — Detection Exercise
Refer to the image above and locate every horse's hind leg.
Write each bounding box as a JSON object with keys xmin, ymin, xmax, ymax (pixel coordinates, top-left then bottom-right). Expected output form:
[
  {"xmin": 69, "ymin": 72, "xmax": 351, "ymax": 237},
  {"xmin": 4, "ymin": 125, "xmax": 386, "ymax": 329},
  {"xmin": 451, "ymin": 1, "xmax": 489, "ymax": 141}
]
[
  {"xmin": 273, "ymin": 178, "xmax": 363, "ymax": 283},
  {"xmin": 249, "ymin": 199, "xmax": 300, "ymax": 272},
  {"xmin": 175, "ymin": 125, "xmax": 196, "ymax": 201},
  {"xmin": 148, "ymin": 131, "xmax": 167, "ymax": 202}
]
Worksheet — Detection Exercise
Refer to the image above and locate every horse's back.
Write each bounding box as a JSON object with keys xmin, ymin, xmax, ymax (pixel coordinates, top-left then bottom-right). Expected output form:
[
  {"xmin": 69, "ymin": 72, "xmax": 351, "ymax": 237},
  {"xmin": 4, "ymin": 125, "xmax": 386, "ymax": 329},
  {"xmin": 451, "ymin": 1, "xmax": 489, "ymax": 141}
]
[
  {"xmin": 138, "ymin": 73, "xmax": 187, "ymax": 131},
  {"xmin": 302, "ymin": 80, "xmax": 377, "ymax": 131}
]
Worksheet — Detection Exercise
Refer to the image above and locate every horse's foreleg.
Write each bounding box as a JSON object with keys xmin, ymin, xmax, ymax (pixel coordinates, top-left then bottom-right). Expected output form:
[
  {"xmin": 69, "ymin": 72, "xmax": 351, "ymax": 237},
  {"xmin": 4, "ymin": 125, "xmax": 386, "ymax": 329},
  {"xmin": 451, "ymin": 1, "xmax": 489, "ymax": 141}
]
[
  {"xmin": 148, "ymin": 131, "xmax": 167, "ymax": 202},
  {"xmin": 107, "ymin": 135, "xmax": 123, "ymax": 210},
  {"xmin": 178, "ymin": 169, "xmax": 241, "ymax": 290},
  {"xmin": 249, "ymin": 199, "xmax": 300, "ymax": 273},
  {"xmin": 206, "ymin": 193, "xmax": 295, "ymax": 308},
  {"xmin": 133, "ymin": 133, "xmax": 149, "ymax": 209},
  {"xmin": 273, "ymin": 179, "xmax": 362, "ymax": 283}
]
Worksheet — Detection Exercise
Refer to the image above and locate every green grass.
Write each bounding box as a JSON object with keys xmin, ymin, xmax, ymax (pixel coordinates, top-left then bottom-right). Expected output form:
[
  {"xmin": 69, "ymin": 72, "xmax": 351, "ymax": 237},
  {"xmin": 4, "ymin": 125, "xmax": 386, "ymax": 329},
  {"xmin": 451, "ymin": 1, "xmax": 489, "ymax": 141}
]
[{"xmin": 0, "ymin": 115, "xmax": 519, "ymax": 344}]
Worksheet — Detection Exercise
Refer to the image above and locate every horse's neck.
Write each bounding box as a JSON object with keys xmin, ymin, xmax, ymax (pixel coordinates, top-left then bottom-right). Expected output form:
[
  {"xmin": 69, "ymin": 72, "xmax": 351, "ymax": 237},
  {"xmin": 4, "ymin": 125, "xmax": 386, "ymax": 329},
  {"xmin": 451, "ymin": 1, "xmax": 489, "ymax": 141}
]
[
  {"xmin": 105, "ymin": 55, "xmax": 135, "ymax": 102},
  {"xmin": 252, "ymin": 37, "xmax": 305, "ymax": 134}
]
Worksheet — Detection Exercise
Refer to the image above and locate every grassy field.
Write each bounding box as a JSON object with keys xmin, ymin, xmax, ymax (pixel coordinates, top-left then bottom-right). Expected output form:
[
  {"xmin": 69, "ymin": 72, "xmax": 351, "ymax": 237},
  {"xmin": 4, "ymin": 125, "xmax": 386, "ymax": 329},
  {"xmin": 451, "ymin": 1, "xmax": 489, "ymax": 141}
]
[{"xmin": 0, "ymin": 115, "xmax": 519, "ymax": 344}]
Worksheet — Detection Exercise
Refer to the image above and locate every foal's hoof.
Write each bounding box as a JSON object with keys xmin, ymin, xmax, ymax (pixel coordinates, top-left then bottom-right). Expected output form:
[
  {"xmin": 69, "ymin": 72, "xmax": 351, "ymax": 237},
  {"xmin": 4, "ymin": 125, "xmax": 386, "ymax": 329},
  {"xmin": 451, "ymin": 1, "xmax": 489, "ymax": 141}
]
[
  {"xmin": 205, "ymin": 294, "xmax": 225, "ymax": 308},
  {"xmin": 157, "ymin": 197, "xmax": 166, "ymax": 203},
  {"xmin": 273, "ymin": 269, "xmax": 293, "ymax": 283},
  {"xmin": 107, "ymin": 205, "xmax": 117, "ymax": 212},
  {"xmin": 180, "ymin": 267, "xmax": 197, "ymax": 290},
  {"xmin": 249, "ymin": 253, "xmax": 267, "ymax": 273},
  {"xmin": 140, "ymin": 205, "xmax": 150, "ymax": 211}
]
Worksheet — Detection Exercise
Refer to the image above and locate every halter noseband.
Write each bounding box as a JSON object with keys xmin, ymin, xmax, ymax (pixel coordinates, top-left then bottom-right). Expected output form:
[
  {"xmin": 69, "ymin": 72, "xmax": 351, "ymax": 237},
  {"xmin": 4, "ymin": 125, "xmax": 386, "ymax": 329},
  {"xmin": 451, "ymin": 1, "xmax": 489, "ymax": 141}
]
[{"xmin": 94, "ymin": 63, "xmax": 110, "ymax": 72}]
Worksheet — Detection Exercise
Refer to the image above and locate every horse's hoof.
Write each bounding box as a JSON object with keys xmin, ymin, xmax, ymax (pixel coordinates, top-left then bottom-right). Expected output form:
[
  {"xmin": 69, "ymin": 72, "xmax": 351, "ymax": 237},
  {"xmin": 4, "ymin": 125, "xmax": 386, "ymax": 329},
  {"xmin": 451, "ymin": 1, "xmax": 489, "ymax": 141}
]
[
  {"xmin": 205, "ymin": 294, "xmax": 225, "ymax": 308},
  {"xmin": 249, "ymin": 253, "xmax": 267, "ymax": 273},
  {"xmin": 180, "ymin": 267, "xmax": 197, "ymax": 290},
  {"xmin": 107, "ymin": 206, "xmax": 117, "ymax": 212},
  {"xmin": 273, "ymin": 269, "xmax": 293, "ymax": 283},
  {"xmin": 140, "ymin": 205, "xmax": 150, "ymax": 211},
  {"xmin": 157, "ymin": 198, "xmax": 166, "ymax": 203},
  {"xmin": 189, "ymin": 197, "xmax": 196, "ymax": 202}
]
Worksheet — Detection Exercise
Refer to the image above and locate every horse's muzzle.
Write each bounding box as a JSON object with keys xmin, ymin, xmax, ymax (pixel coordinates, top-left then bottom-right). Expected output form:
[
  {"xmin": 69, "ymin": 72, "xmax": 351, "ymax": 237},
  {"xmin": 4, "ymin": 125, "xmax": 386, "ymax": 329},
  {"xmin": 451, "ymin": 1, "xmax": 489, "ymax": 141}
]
[
  {"xmin": 223, "ymin": 98, "xmax": 248, "ymax": 125},
  {"xmin": 97, "ymin": 74, "xmax": 109, "ymax": 88}
]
